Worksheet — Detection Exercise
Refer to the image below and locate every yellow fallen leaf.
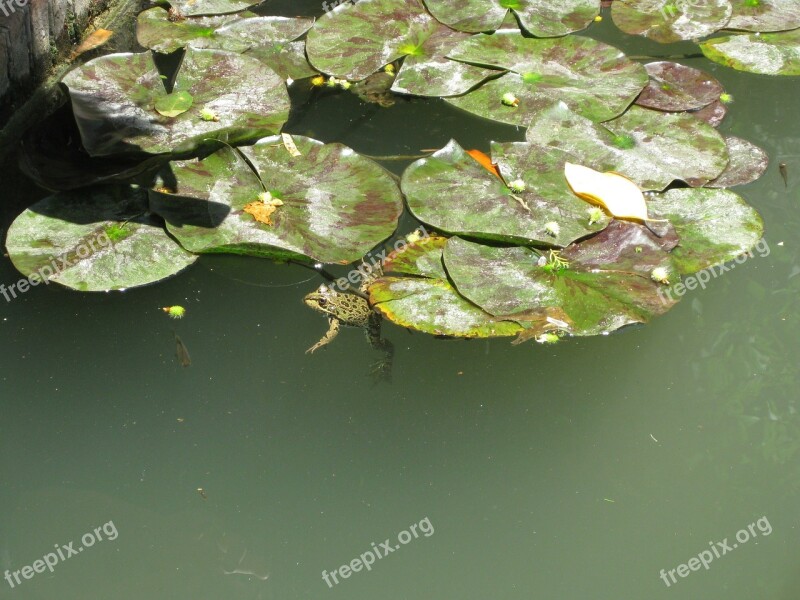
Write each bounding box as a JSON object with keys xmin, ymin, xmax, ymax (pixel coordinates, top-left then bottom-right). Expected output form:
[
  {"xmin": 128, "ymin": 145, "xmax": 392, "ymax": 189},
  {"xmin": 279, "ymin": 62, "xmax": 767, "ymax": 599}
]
[
  {"xmin": 243, "ymin": 201, "xmax": 278, "ymax": 225},
  {"xmin": 564, "ymin": 162, "xmax": 649, "ymax": 221}
]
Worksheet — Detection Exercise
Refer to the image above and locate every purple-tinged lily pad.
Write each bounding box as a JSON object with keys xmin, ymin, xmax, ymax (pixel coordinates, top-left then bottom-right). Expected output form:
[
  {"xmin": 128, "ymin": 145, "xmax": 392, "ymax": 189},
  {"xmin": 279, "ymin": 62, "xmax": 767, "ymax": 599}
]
[
  {"xmin": 305, "ymin": 0, "xmax": 439, "ymax": 82},
  {"xmin": 647, "ymin": 188, "xmax": 765, "ymax": 274},
  {"xmin": 149, "ymin": 137, "xmax": 404, "ymax": 264},
  {"xmin": 5, "ymin": 186, "xmax": 197, "ymax": 292},
  {"xmin": 523, "ymin": 102, "xmax": 728, "ymax": 191},
  {"xmin": 62, "ymin": 48, "xmax": 290, "ymax": 156},
  {"xmin": 706, "ymin": 136, "xmax": 769, "ymax": 188},
  {"xmin": 401, "ymin": 139, "xmax": 607, "ymax": 247},
  {"xmin": 442, "ymin": 227, "xmax": 679, "ymax": 337},
  {"xmin": 444, "ymin": 31, "xmax": 648, "ymax": 124},
  {"xmin": 685, "ymin": 98, "xmax": 728, "ymax": 127},
  {"xmin": 424, "ymin": 0, "xmax": 601, "ymax": 37},
  {"xmin": 635, "ymin": 61, "xmax": 724, "ymax": 111},
  {"xmin": 136, "ymin": 9, "xmax": 316, "ymax": 79}
]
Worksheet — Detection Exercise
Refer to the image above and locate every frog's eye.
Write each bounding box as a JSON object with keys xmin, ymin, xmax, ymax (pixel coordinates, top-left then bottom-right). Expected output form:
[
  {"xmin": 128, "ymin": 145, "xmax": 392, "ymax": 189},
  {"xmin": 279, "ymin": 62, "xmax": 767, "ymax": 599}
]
[{"xmin": 317, "ymin": 298, "xmax": 328, "ymax": 307}]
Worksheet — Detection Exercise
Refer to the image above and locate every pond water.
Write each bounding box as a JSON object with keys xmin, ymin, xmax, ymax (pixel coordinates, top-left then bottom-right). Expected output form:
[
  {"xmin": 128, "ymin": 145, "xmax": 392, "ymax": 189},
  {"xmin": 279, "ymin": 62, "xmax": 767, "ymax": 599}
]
[{"xmin": 2, "ymin": 2, "xmax": 800, "ymax": 599}]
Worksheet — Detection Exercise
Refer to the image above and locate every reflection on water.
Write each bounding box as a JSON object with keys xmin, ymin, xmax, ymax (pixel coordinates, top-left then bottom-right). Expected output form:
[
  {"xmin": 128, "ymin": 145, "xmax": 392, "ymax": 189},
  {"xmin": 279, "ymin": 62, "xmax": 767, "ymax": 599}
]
[{"xmin": 2, "ymin": 1, "xmax": 800, "ymax": 599}]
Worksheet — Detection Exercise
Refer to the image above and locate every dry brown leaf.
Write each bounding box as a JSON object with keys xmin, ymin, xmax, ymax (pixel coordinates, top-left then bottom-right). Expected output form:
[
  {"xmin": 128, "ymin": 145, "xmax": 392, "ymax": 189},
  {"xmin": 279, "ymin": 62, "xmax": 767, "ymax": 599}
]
[{"xmin": 70, "ymin": 29, "xmax": 113, "ymax": 59}]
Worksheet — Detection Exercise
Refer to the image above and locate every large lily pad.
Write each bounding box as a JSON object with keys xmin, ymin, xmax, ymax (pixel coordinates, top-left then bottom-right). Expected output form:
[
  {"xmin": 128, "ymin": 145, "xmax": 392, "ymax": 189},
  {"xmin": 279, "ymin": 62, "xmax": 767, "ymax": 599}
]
[
  {"xmin": 149, "ymin": 137, "xmax": 404, "ymax": 263},
  {"xmin": 401, "ymin": 139, "xmax": 607, "ymax": 247},
  {"xmin": 424, "ymin": 0, "xmax": 601, "ymax": 37},
  {"xmin": 635, "ymin": 61, "xmax": 723, "ymax": 111},
  {"xmin": 62, "ymin": 48, "xmax": 290, "ymax": 156},
  {"xmin": 369, "ymin": 276, "xmax": 524, "ymax": 338},
  {"xmin": 611, "ymin": 0, "xmax": 732, "ymax": 43},
  {"xmin": 707, "ymin": 136, "xmax": 769, "ymax": 188},
  {"xmin": 305, "ymin": 0, "xmax": 439, "ymax": 81},
  {"xmin": 444, "ymin": 32, "xmax": 648, "ymax": 124},
  {"xmin": 5, "ymin": 186, "xmax": 197, "ymax": 292},
  {"xmin": 647, "ymin": 188, "xmax": 765, "ymax": 274},
  {"xmin": 727, "ymin": 0, "xmax": 800, "ymax": 33},
  {"xmin": 700, "ymin": 29, "xmax": 800, "ymax": 76},
  {"xmin": 442, "ymin": 225, "xmax": 679, "ymax": 337},
  {"xmin": 522, "ymin": 102, "xmax": 728, "ymax": 191},
  {"xmin": 136, "ymin": 9, "xmax": 316, "ymax": 79}
]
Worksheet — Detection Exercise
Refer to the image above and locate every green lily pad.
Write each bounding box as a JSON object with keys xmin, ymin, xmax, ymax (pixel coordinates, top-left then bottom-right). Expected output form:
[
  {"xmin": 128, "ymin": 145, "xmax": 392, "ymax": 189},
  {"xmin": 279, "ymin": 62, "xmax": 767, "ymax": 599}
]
[
  {"xmin": 444, "ymin": 32, "xmax": 648, "ymax": 124},
  {"xmin": 523, "ymin": 102, "xmax": 729, "ymax": 190},
  {"xmin": 707, "ymin": 136, "xmax": 769, "ymax": 188},
  {"xmin": 368, "ymin": 276, "xmax": 524, "ymax": 338},
  {"xmin": 700, "ymin": 29, "xmax": 800, "ymax": 76},
  {"xmin": 401, "ymin": 139, "xmax": 607, "ymax": 247},
  {"xmin": 154, "ymin": 90, "xmax": 194, "ymax": 117},
  {"xmin": 612, "ymin": 0, "xmax": 732, "ymax": 43},
  {"xmin": 424, "ymin": 0, "xmax": 601, "ymax": 37},
  {"xmin": 382, "ymin": 235, "xmax": 449, "ymax": 279},
  {"xmin": 136, "ymin": 9, "xmax": 316, "ymax": 80},
  {"xmin": 62, "ymin": 48, "xmax": 290, "ymax": 156},
  {"xmin": 635, "ymin": 61, "xmax": 724, "ymax": 111},
  {"xmin": 390, "ymin": 25, "xmax": 498, "ymax": 97},
  {"xmin": 727, "ymin": 0, "xmax": 800, "ymax": 32},
  {"xmin": 647, "ymin": 188, "xmax": 765, "ymax": 274},
  {"xmin": 305, "ymin": 0, "xmax": 438, "ymax": 81},
  {"xmin": 168, "ymin": 0, "xmax": 259, "ymax": 17},
  {"xmin": 149, "ymin": 136, "xmax": 404, "ymax": 263},
  {"xmin": 5, "ymin": 186, "xmax": 197, "ymax": 292},
  {"xmin": 442, "ymin": 228, "xmax": 679, "ymax": 337}
]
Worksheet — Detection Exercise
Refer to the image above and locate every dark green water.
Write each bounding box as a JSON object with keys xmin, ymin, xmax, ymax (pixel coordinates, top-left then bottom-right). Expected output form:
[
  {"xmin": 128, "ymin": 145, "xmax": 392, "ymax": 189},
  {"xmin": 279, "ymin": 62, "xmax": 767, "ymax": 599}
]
[{"xmin": 2, "ymin": 3, "xmax": 800, "ymax": 599}]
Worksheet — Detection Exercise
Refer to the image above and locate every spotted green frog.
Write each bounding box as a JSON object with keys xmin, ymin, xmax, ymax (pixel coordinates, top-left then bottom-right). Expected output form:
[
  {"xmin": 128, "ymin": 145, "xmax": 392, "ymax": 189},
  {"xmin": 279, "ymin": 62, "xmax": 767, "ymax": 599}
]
[
  {"xmin": 352, "ymin": 71, "xmax": 396, "ymax": 107},
  {"xmin": 303, "ymin": 279, "xmax": 394, "ymax": 379}
]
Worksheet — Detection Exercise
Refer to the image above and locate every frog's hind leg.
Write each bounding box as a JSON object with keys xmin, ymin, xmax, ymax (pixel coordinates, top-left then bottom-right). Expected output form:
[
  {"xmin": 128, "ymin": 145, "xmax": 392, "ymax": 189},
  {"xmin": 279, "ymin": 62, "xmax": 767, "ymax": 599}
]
[
  {"xmin": 306, "ymin": 317, "xmax": 340, "ymax": 354},
  {"xmin": 366, "ymin": 315, "xmax": 394, "ymax": 382}
]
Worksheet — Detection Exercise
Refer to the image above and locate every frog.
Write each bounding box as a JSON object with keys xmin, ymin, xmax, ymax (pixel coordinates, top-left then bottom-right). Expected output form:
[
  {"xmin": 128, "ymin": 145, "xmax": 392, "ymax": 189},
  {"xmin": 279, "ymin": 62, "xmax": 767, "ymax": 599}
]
[
  {"xmin": 351, "ymin": 71, "xmax": 396, "ymax": 107},
  {"xmin": 303, "ymin": 276, "xmax": 394, "ymax": 380}
]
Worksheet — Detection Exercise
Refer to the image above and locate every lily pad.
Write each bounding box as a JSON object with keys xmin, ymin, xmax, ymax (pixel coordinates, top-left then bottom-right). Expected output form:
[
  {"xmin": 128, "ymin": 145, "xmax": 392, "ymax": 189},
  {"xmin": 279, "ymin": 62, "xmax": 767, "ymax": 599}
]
[
  {"xmin": 390, "ymin": 25, "xmax": 498, "ymax": 97},
  {"xmin": 136, "ymin": 9, "xmax": 316, "ymax": 79},
  {"xmin": 154, "ymin": 90, "xmax": 194, "ymax": 117},
  {"xmin": 382, "ymin": 236, "xmax": 449, "ymax": 279},
  {"xmin": 5, "ymin": 186, "xmax": 197, "ymax": 292},
  {"xmin": 700, "ymin": 28, "xmax": 800, "ymax": 76},
  {"xmin": 635, "ymin": 61, "xmax": 724, "ymax": 111},
  {"xmin": 444, "ymin": 32, "xmax": 648, "ymax": 124},
  {"xmin": 727, "ymin": 0, "xmax": 800, "ymax": 32},
  {"xmin": 706, "ymin": 136, "xmax": 769, "ymax": 188},
  {"xmin": 62, "ymin": 48, "xmax": 290, "ymax": 156},
  {"xmin": 523, "ymin": 102, "xmax": 729, "ymax": 191},
  {"xmin": 401, "ymin": 139, "xmax": 607, "ymax": 247},
  {"xmin": 647, "ymin": 188, "xmax": 765, "ymax": 274},
  {"xmin": 168, "ymin": 0, "xmax": 260, "ymax": 17},
  {"xmin": 685, "ymin": 98, "xmax": 727, "ymax": 127},
  {"xmin": 63, "ymin": 48, "xmax": 290, "ymax": 156},
  {"xmin": 368, "ymin": 276, "xmax": 524, "ymax": 338},
  {"xmin": 611, "ymin": 0, "xmax": 732, "ymax": 43},
  {"xmin": 424, "ymin": 0, "xmax": 601, "ymax": 37},
  {"xmin": 149, "ymin": 136, "xmax": 404, "ymax": 263},
  {"xmin": 305, "ymin": 0, "xmax": 438, "ymax": 81},
  {"xmin": 442, "ymin": 228, "xmax": 679, "ymax": 337}
]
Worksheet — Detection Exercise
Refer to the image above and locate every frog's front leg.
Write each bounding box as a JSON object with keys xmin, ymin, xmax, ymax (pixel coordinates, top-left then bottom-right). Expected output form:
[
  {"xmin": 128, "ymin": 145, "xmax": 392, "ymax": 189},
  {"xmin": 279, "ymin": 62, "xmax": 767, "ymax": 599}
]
[{"xmin": 306, "ymin": 317, "xmax": 341, "ymax": 354}]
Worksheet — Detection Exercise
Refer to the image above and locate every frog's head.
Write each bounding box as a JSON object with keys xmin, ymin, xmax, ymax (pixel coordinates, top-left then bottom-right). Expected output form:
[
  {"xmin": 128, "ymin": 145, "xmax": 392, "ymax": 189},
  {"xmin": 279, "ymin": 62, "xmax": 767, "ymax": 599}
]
[{"xmin": 303, "ymin": 284, "xmax": 341, "ymax": 317}]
